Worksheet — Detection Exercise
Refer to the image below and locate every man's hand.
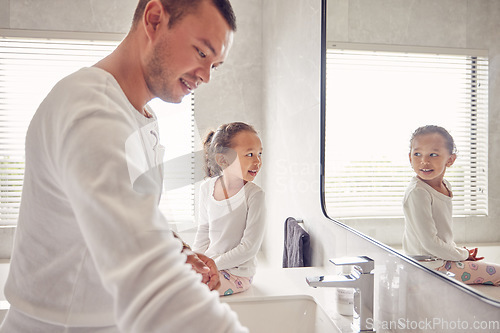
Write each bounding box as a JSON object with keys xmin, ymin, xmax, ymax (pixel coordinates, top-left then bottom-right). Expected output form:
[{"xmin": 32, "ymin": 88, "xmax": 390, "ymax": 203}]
[{"xmin": 184, "ymin": 249, "xmax": 221, "ymax": 291}]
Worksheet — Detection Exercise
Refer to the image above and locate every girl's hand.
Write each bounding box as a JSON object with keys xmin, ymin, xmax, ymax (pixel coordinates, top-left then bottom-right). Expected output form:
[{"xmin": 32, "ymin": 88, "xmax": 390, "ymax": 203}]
[{"xmin": 466, "ymin": 247, "xmax": 484, "ymax": 261}]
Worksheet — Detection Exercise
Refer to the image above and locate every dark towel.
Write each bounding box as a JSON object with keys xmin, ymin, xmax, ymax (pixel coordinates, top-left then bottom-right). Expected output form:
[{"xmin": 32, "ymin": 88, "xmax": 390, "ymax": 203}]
[{"xmin": 282, "ymin": 217, "xmax": 312, "ymax": 268}]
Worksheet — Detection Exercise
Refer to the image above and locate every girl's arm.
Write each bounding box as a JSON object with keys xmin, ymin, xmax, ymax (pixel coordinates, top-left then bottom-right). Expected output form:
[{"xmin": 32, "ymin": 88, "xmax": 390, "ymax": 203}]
[
  {"xmin": 404, "ymin": 187, "xmax": 468, "ymax": 261},
  {"xmin": 213, "ymin": 190, "xmax": 266, "ymax": 271}
]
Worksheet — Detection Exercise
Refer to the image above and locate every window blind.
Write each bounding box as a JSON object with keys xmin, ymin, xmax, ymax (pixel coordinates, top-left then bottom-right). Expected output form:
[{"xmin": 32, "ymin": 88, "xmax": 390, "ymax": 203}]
[
  {"xmin": 150, "ymin": 97, "xmax": 195, "ymax": 232},
  {"xmin": 0, "ymin": 37, "xmax": 195, "ymax": 228},
  {"xmin": 324, "ymin": 47, "xmax": 488, "ymax": 219}
]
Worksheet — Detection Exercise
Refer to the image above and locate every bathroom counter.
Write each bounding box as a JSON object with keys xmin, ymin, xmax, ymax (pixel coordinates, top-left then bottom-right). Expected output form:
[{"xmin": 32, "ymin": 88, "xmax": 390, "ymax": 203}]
[{"xmin": 222, "ymin": 260, "xmax": 354, "ymax": 332}]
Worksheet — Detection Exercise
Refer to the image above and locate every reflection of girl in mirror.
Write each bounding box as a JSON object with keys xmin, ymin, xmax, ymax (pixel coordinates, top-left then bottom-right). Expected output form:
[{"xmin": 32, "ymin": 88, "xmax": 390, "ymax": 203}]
[
  {"xmin": 403, "ymin": 125, "xmax": 500, "ymax": 286},
  {"xmin": 193, "ymin": 122, "xmax": 265, "ymax": 296}
]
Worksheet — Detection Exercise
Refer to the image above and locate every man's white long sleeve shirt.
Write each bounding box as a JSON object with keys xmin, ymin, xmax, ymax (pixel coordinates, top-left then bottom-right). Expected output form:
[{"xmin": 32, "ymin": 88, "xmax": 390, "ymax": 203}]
[{"xmin": 2, "ymin": 67, "xmax": 247, "ymax": 333}]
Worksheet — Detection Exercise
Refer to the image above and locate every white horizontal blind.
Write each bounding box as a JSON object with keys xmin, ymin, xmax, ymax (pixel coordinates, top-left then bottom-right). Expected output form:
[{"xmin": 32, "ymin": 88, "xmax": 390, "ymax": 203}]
[
  {"xmin": 0, "ymin": 37, "xmax": 195, "ymax": 228},
  {"xmin": 149, "ymin": 96, "xmax": 195, "ymax": 232},
  {"xmin": 324, "ymin": 47, "xmax": 488, "ymax": 219}
]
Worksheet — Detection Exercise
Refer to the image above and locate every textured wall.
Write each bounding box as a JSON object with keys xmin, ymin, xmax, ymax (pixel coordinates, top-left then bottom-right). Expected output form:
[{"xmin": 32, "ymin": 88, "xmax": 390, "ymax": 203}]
[{"xmin": 0, "ymin": 0, "xmax": 136, "ymax": 32}]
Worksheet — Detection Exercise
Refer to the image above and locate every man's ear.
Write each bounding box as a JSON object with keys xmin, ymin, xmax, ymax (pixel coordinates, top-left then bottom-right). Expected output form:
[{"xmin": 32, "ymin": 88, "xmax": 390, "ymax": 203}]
[
  {"xmin": 446, "ymin": 153, "xmax": 457, "ymax": 167},
  {"xmin": 143, "ymin": 0, "xmax": 168, "ymax": 40}
]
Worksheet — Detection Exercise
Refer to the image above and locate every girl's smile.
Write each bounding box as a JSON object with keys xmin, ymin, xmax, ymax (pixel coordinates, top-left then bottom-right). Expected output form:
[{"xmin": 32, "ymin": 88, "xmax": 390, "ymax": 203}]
[{"xmin": 419, "ymin": 168, "xmax": 435, "ymax": 175}]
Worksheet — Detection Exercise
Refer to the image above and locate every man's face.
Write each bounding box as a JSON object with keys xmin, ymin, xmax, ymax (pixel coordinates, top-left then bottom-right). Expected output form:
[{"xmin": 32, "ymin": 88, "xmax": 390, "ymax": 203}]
[{"xmin": 144, "ymin": 1, "xmax": 234, "ymax": 103}]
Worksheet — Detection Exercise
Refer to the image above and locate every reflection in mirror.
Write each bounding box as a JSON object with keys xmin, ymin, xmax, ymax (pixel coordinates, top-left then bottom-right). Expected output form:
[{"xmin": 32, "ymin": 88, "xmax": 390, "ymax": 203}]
[
  {"xmin": 403, "ymin": 125, "xmax": 500, "ymax": 288},
  {"xmin": 321, "ymin": 0, "xmax": 500, "ymax": 302},
  {"xmin": 323, "ymin": 44, "xmax": 488, "ymax": 219}
]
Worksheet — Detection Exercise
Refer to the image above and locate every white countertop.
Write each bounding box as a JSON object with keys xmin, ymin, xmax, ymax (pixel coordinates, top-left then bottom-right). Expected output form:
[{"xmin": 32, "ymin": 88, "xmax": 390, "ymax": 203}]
[{"xmin": 223, "ymin": 259, "xmax": 354, "ymax": 332}]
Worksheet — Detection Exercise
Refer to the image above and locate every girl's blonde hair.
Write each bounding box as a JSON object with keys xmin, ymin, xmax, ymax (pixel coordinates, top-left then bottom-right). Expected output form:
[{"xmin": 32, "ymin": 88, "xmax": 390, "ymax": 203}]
[{"xmin": 203, "ymin": 122, "xmax": 257, "ymax": 177}]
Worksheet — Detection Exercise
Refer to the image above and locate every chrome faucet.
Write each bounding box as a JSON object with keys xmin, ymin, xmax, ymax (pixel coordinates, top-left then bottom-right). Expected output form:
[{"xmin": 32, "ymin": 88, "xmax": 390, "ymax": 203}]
[{"xmin": 306, "ymin": 256, "xmax": 375, "ymax": 332}]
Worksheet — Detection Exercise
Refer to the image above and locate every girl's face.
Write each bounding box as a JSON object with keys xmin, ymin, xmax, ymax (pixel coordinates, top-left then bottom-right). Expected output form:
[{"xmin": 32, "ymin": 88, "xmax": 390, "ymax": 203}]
[
  {"xmin": 409, "ymin": 133, "xmax": 456, "ymax": 186},
  {"xmin": 221, "ymin": 131, "xmax": 263, "ymax": 183}
]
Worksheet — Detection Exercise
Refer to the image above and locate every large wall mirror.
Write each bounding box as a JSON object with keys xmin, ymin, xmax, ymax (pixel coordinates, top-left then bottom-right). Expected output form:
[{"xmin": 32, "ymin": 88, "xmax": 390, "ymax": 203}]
[{"xmin": 321, "ymin": 0, "xmax": 500, "ymax": 303}]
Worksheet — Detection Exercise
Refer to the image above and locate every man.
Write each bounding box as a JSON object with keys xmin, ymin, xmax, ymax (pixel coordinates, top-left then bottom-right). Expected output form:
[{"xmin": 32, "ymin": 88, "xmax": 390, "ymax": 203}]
[{"xmin": 0, "ymin": 0, "xmax": 247, "ymax": 332}]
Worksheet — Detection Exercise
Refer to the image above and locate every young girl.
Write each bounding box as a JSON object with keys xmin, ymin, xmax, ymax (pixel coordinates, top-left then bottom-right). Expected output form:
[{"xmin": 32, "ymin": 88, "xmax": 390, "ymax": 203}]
[
  {"xmin": 403, "ymin": 125, "xmax": 500, "ymax": 286},
  {"xmin": 192, "ymin": 122, "xmax": 265, "ymax": 296}
]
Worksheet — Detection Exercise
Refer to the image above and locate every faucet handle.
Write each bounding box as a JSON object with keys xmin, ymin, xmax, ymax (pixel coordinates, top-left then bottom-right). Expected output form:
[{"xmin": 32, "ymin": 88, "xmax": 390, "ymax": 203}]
[{"xmin": 329, "ymin": 256, "xmax": 374, "ymax": 274}]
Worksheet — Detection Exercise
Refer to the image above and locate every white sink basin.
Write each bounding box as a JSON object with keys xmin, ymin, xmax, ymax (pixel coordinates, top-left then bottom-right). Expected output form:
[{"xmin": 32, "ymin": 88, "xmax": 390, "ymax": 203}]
[{"xmin": 222, "ymin": 295, "xmax": 340, "ymax": 333}]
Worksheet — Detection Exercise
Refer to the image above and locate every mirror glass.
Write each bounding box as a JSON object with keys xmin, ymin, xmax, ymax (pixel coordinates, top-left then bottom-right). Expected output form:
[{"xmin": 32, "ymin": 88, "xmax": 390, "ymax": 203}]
[{"xmin": 321, "ymin": 0, "xmax": 500, "ymax": 303}]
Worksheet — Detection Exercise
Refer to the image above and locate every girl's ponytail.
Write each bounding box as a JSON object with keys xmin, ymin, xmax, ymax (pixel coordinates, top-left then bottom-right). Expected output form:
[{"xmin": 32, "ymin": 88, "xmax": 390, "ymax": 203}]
[{"xmin": 203, "ymin": 130, "xmax": 219, "ymax": 177}]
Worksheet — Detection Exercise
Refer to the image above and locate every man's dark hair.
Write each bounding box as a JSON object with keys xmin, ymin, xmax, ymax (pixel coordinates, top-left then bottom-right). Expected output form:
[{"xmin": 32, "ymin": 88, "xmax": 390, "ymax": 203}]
[{"xmin": 132, "ymin": 0, "xmax": 236, "ymax": 31}]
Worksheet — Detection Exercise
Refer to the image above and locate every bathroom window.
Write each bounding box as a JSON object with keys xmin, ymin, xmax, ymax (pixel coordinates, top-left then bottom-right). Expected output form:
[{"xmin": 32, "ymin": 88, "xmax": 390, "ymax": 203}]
[
  {"xmin": 323, "ymin": 44, "xmax": 488, "ymax": 219},
  {"xmin": 0, "ymin": 35, "xmax": 195, "ymax": 229}
]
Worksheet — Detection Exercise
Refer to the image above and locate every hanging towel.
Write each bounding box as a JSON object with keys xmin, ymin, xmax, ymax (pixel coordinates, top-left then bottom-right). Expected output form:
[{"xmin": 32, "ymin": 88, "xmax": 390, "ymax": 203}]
[{"xmin": 282, "ymin": 217, "xmax": 312, "ymax": 268}]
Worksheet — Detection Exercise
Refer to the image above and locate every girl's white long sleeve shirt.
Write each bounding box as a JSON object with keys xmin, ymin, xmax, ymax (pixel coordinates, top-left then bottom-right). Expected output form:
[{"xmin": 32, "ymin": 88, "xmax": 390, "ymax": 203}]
[
  {"xmin": 402, "ymin": 176, "xmax": 468, "ymax": 269},
  {"xmin": 192, "ymin": 177, "xmax": 266, "ymax": 277},
  {"xmin": 2, "ymin": 67, "xmax": 247, "ymax": 333}
]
